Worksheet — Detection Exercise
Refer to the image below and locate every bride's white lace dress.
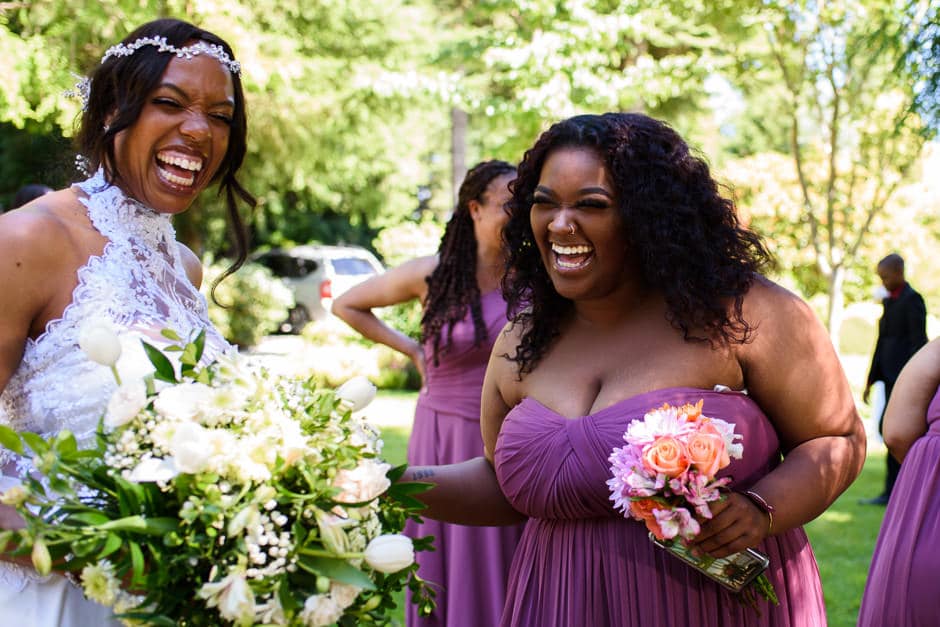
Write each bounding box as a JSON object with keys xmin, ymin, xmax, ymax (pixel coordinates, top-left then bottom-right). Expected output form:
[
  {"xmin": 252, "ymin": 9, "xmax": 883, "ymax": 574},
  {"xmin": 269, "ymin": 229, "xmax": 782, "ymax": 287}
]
[{"xmin": 0, "ymin": 171, "xmax": 230, "ymax": 625}]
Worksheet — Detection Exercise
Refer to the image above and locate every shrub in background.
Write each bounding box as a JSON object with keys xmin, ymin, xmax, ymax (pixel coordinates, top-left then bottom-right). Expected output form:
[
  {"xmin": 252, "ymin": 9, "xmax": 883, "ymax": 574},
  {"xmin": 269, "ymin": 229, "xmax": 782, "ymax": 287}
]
[{"xmin": 203, "ymin": 260, "xmax": 295, "ymax": 347}]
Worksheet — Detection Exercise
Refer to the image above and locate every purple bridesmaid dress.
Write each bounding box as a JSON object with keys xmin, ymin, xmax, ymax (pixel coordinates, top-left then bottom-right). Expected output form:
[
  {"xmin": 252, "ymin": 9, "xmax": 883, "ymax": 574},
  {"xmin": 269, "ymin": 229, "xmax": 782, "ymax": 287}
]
[
  {"xmin": 405, "ymin": 290, "xmax": 525, "ymax": 627},
  {"xmin": 493, "ymin": 387, "xmax": 827, "ymax": 626},
  {"xmin": 858, "ymin": 384, "xmax": 940, "ymax": 626}
]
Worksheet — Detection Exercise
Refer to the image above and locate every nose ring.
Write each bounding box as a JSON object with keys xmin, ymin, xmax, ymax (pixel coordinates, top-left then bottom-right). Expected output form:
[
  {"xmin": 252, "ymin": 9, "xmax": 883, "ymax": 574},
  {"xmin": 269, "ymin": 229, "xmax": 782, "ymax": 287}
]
[{"xmin": 568, "ymin": 224, "xmax": 576, "ymax": 235}]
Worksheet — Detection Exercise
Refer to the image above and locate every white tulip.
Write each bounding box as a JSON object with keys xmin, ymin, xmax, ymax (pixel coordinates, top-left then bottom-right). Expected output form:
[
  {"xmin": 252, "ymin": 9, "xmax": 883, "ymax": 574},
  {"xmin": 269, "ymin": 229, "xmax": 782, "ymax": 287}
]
[
  {"xmin": 197, "ymin": 572, "xmax": 255, "ymax": 624},
  {"xmin": 126, "ymin": 457, "xmax": 179, "ymax": 483},
  {"xmin": 104, "ymin": 379, "xmax": 149, "ymax": 429},
  {"xmin": 78, "ymin": 318, "xmax": 122, "ymax": 367},
  {"xmin": 363, "ymin": 534, "xmax": 414, "ymax": 573},
  {"xmin": 335, "ymin": 376, "xmax": 377, "ymax": 412}
]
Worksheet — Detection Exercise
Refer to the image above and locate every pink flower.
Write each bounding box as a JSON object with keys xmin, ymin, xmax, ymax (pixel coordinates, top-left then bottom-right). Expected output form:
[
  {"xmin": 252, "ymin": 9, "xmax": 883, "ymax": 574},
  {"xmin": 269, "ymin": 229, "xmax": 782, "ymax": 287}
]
[{"xmin": 652, "ymin": 506, "xmax": 700, "ymax": 541}]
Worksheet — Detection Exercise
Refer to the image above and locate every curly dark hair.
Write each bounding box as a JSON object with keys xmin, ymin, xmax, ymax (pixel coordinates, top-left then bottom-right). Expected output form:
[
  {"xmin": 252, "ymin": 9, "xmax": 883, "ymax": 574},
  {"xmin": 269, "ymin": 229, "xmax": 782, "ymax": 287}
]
[
  {"xmin": 75, "ymin": 18, "xmax": 254, "ymax": 295},
  {"xmin": 503, "ymin": 112, "xmax": 772, "ymax": 375},
  {"xmin": 421, "ymin": 159, "xmax": 517, "ymax": 365}
]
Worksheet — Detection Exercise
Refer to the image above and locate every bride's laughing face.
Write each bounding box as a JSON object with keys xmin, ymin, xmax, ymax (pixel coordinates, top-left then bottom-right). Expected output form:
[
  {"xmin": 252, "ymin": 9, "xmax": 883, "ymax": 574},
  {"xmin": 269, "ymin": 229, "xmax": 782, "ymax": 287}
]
[{"xmin": 113, "ymin": 51, "xmax": 234, "ymax": 214}]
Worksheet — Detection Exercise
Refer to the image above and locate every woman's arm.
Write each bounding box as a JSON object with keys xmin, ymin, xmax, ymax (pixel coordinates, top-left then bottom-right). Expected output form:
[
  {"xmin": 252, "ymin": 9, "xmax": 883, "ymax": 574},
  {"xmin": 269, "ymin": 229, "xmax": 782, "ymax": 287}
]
[
  {"xmin": 882, "ymin": 339, "xmax": 940, "ymax": 462},
  {"xmin": 332, "ymin": 256, "xmax": 437, "ymax": 382},
  {"xmin": 693, "ymin": 278, "xmax": 866, "ymax": 557},
  {"xmin": 398, "ymin": 322, "xmax": 526, "ymax": 526}
]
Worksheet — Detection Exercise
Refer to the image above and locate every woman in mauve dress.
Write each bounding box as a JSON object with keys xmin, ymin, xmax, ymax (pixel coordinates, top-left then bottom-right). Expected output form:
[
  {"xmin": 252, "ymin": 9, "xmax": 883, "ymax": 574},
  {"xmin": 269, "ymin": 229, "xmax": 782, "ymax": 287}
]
[
  {"xmin": 401, "ymin": 113, "xmax": 866, "ymax": 626},
  {"xmin": 859, "ymin": 337, "xmax": 940, "ymax": 626},
  {"xmin": 332, "ymin": 160, "xmax": 525, "ymax": 627}
]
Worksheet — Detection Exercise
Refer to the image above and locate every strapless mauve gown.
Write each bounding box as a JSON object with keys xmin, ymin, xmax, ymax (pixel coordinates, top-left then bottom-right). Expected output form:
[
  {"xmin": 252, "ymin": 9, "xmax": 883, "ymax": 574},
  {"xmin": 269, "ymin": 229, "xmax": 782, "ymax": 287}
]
[
  {"xmin": 405, "ymin": 289, "xmax": 525, "ymax": 627},
  {"xmin": 858, "ymin": 383, "xmax": 940, "ymax": 626},
  {"xmin": 494, "ymin": 387, "xmax": 827, "ymax": 626}
]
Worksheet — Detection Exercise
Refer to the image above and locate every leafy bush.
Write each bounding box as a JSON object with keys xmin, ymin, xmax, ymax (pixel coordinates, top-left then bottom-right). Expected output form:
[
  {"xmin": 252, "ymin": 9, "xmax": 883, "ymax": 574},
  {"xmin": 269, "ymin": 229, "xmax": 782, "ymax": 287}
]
[{"xmin": 202, "ymin": 260, "xmax": 295, "ymax": 347}]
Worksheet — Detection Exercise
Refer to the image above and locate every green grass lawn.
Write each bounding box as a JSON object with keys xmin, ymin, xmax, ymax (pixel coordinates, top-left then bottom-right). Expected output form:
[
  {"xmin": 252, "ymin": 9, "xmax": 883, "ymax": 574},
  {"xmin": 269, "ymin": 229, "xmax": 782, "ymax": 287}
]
[{"xmin": 373, "ymin": 391, "xmax": 887, "ymax": 626}]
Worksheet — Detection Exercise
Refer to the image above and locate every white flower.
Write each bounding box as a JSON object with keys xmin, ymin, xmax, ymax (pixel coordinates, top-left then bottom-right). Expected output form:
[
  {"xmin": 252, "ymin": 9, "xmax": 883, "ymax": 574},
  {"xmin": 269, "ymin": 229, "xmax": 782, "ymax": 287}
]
[
  {"xmin": 81, "ymin": 560, "xmax": 120, "ymax": 606},
  {"xmin": 329, "ymin": 582, "xmax": 362, "ymax": 610},
  {"xmin": 227, "ymin": 505, "xmax": 261, "ymax": 537},
  {"xmin": 254, "ymin": 595, "xmax": 286, "ymax": 624},
  {"xmin": 154, "ymin": 382, "xmax": 211, "ymax": 422},
  {"xmin": 78, "ymin": 318, "xmax": 122, "ymax": 367},
  {"xmin": 197, "ymin": 572, "xmax": 255, "ymax": 624},
  {"xmin": 363, "ymin": 534, "xmax": 414, "ymax": 573},
  {"xmin": 113, "ymin": 334, "xmax": 157, "ymax": 384},
  {"xmin": 315, "ymin": 509, "xmax": 351, "ymax": 554},
  {"xmin": 300, "ymin": 593, "xmax": 343, "ymax": 627},
  {"xmin": 0, "ymin": 485, "xmax": 30, "ymax": 507},
  {"xmin": 126, "ymin": 457, "xmax": 179, "ymax": 483},
  {"xmin": 335, "ymin": 376, "xmax": 377, "ymax": 412},
  {"xmin": 168, "ymin": 422, "xmax": 212, "ymax": 474},
  {"xmin": 333, "ymin": 460, "xmax": 391, "ymax": 504},
  {"xmin": 104, "ymin": 379, "xmax": 149, "ymax": 429}
]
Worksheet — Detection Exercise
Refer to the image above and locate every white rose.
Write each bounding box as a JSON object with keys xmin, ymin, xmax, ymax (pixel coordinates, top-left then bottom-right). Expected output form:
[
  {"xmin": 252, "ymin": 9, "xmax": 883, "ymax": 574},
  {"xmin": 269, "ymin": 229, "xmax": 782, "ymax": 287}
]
[
  {"xmin": 168, "ymin": 422, "xmax": 212, "ymax": 474},
  {"xmin": 78, "ymin": 318, "xmax": 122, "ymax": 367},
  {"xmin": 126, "ymin": 457, "xmax": 179, "ymax": 483},
  {"xmin": 300, "ymin": 593, "xmax": 343, "ymax": 627},
  {"xmin": 333, "ymin": 460, "xmax": 391, "ymax": 503},
  {"xmin": 197, "ymin": 572, "xmax": 255, "ymax": 624},
  {"xmin": 329, "ymin": 582, "xmax": 362, "ymax": 610},
  {"xmin": 104, "ymin": 379, "xmax": 149, "ymax": 429},
  {"xmin": 154, "ymin": 382, "xmax": 211, "ymax": 422},
  {"xmin": 363, "ymin": 534, "xmax": 414, "ymax": 573},
  {"xmin": 335, "ymin": 376, "xmax": 377, "ymax": 412}
]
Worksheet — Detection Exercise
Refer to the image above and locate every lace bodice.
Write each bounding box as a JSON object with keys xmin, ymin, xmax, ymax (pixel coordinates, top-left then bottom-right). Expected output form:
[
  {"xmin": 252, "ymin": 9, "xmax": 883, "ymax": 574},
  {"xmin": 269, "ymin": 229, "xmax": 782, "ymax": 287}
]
[{"xmin": 0, "ymin": 171, "xmax": 229, "ymax": 587}]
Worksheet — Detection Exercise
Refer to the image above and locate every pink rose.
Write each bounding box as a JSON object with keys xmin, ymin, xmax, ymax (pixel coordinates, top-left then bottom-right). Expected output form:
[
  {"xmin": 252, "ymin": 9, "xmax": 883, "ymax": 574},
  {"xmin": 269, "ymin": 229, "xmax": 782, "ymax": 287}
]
[
  {"xmin": 686, "ymin": 430, "xmax": 730, "ymax": 478},
  {"xmin": 642, "ymin": 436, "xmax": 690, "ymax": 478}
]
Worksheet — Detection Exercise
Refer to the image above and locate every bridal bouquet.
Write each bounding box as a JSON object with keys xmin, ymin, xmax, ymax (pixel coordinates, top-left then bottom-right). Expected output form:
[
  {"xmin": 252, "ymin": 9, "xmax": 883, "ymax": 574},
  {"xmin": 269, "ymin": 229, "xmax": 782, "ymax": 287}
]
[
  {"xmin": 0, "ymin": 324, "xmax": 434, "ymax": 626},
  {"xmin": 607, "ymin": 399, "xmax": 777, "ymax": 605}
]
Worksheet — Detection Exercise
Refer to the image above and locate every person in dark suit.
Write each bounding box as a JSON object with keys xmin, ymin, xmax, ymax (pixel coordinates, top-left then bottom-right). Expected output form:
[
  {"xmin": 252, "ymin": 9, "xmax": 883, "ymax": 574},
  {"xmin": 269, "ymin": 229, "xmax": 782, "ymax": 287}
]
[{"xmin": 860, "ymin": 253, "xmax": 928, "ymax": 505}]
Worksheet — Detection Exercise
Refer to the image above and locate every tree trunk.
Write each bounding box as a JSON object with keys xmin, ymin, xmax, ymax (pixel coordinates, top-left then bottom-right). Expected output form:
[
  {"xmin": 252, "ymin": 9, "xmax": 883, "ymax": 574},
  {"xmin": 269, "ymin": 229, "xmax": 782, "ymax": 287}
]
[
  {"xmin": 450, "ymin": 107, "xmax": 468, "ymax": 206},
  {"xmin": 827, "ymin": 265, "xmax": 846, "ymax": 349}
]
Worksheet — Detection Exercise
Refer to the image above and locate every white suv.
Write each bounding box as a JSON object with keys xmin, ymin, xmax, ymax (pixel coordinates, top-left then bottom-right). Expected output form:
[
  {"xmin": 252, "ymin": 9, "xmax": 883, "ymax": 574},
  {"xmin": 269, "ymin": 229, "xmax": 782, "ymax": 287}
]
[{"xmin": 252, "ymin": 245, "xmax": 384, "ymax": 332}]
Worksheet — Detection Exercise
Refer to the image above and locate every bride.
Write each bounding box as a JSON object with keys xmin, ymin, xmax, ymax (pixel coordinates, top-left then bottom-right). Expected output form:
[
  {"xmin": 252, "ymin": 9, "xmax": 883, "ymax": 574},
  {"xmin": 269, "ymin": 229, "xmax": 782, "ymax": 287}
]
[{"xmin": 0, "ymin": 18, "xmax": 253, "ymax": 625}]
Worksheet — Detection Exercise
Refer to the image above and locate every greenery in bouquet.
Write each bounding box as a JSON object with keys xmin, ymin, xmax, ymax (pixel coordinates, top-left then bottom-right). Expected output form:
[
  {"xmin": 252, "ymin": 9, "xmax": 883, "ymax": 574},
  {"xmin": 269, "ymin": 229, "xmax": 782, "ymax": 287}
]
[{"xmin": 0, "ymin": 323, "xmax": 435, "ymax": 626}]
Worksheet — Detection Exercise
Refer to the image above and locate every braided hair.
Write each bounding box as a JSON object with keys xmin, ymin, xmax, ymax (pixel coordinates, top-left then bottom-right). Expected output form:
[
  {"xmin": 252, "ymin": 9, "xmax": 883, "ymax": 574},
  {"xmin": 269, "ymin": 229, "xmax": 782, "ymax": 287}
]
[
  {"xmin": 421, "ymin": 160, "xmax": 517, "ymax": 365},
  {"xmin": 503, "ymin": 113, "xmax": 772, "ymax": 375}
]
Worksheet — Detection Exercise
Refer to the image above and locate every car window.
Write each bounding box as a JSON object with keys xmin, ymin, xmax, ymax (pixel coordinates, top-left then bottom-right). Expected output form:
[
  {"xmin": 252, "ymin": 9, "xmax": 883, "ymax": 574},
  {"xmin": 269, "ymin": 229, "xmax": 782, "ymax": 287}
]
[
  {"xmin": 331, "ymin": 258, "xmax": 378, "ymax": 275},
  {"xmin": 256, "ymin": 253, "xmax": 319, "ymax": 278}
]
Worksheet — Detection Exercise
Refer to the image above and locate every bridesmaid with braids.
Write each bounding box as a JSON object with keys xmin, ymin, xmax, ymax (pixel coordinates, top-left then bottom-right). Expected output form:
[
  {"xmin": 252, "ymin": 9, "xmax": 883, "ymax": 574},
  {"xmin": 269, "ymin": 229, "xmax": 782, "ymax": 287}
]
[{"xmin": 332, "ymin": 160, "xmax": 525, "ymax": 627}]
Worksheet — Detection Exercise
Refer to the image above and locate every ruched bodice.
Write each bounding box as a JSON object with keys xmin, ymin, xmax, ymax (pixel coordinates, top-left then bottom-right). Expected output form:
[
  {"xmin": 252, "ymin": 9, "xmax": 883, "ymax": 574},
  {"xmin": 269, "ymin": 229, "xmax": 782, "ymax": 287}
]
[
  {"xmin": 0, "ymin": 170, "xmax": 229, "ymax": 594},
  {"xmin": 494, "ymin": 387, "xmax": 826, "ymax": 626}
]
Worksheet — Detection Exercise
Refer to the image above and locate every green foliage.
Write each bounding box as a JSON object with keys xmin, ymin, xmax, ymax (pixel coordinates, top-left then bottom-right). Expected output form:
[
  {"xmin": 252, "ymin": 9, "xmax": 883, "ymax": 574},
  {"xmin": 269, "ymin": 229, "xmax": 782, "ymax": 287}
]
[{"xmin": 203, "ymin": 260, "xmax": 295, "ymax": 347}]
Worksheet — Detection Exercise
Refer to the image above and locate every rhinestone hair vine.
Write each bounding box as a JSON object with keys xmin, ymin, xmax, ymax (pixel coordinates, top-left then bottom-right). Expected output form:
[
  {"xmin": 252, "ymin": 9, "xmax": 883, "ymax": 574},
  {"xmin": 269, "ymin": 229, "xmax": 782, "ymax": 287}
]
[{"xmin": 101, "ymin": 36, "xmax": 241, "ymax": 75}]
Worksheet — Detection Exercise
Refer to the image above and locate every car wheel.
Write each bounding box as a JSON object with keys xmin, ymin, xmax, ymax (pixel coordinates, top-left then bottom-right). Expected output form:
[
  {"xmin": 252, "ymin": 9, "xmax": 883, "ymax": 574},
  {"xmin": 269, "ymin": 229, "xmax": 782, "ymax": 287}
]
[{"xmin": 282, "ymin": 305, "xmax": 311, "ymax": 334}]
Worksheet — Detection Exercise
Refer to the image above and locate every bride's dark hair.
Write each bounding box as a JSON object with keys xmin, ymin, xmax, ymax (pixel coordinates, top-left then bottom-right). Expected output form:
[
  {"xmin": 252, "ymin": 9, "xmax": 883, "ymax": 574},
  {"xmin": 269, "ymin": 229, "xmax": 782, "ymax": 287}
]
[
  {"xmin": 76, "ymin": 18, "xmax": 253, "ymax": 293},
  {"xmin": 502, "ymin": 112, "xmax": 772, "ymax": 375}
]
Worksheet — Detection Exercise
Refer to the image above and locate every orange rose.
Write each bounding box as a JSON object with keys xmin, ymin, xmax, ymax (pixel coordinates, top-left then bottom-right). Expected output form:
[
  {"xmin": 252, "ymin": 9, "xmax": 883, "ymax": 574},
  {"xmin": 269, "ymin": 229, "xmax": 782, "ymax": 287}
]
[
  {"xmin": 686, "ymin": 430, "xmax": 729, "ymax": 478},
  {"xmin": 629, "ymin": 498, "xmax": 661, "ymax": 521},
  {"xmin": 642, "ymin": 436, "xmax": 689, "ymax": 478}
]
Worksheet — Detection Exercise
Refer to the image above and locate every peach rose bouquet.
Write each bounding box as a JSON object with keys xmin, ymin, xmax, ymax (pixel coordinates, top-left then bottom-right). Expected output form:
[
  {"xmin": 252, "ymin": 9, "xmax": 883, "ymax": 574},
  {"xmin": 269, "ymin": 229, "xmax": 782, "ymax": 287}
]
[{"xmin": 608, "ymin": 399, "xmax": 777, "ymax": 605}]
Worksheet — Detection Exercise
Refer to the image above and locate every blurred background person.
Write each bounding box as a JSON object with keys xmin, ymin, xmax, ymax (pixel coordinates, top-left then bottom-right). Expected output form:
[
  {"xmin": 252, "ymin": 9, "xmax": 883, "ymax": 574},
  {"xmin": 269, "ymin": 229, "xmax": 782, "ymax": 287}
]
[
  {"xmin": 333, "ymin": 159, "xmax": 525, "ymax": 627},
  {"xmin": 860, "ymin": 253, "xmax": 928, "ymax": 505}
]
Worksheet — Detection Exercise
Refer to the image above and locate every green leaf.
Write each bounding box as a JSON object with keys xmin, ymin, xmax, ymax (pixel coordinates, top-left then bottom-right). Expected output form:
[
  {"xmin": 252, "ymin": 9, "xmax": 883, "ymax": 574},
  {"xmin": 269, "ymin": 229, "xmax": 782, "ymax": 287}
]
[
  {"xmin": 193, "ymin": 329, "xmax": 206, "ymax": 363},
  {"xmin": 0, "ymin": 425, "xmax": 23, "ymax": 455},
  {"xmin": 160, "ymin": 329, "xmax": 181, "ymax": 341},
  {"xmin": 129, "ymin": 541, "xmax": 145, "ymax": 586},
  {"xmin": 53, "ymin": 431, "xmax": 78, "ymax": 457},
  {"xmin": 141, "ymin": 341, "xmax": 177, "ymax": 382},
  {"xmin": 100, "ymin": 533, "xmax": 123, "ymax": 558},
  {"xmin": 296, "ymin": 555, "xmax": 376, "ymax": 591},
  {"xmin": 70, "ymin": 512, "xmax": 110, "ymax": 526},
  {"xmin": 20, "ymin": 431, "xmax": 49, "ymax": 456}
]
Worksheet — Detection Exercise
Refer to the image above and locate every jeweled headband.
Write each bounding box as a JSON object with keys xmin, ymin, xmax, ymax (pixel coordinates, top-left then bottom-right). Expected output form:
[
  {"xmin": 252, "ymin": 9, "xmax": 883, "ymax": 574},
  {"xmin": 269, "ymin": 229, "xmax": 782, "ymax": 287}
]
[{"xmin": 100, "ymin": 36, "xmax": 241, "ymax": 75}]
